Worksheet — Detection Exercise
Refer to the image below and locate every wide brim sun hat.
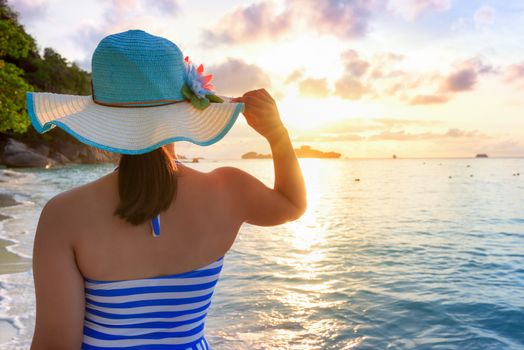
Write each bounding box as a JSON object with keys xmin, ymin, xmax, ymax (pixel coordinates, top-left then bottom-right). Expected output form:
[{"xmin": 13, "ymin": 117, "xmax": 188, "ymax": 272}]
[{"xmin": 26, "ymin": 30, "xmax": 244, "ymax": 154}]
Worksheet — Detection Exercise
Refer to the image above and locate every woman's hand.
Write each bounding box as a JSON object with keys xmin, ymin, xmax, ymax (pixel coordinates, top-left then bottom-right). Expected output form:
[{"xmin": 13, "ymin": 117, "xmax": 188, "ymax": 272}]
[{"xmin": 232, "ymin": 89, "xmax": 287, "ymax": 141}]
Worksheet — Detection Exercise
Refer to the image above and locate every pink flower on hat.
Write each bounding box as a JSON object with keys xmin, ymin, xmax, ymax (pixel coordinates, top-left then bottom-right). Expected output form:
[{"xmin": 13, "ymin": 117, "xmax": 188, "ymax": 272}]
[{"xmin": 181, "ymin": 56, "xmax": 223, "ymax": 110}]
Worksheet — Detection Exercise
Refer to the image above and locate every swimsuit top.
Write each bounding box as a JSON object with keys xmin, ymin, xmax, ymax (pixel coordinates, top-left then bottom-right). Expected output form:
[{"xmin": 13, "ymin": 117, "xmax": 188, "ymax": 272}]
[
  {"xmin": 81, "ymin": 257, "xmax": 224, "ymax": 349},
  {"xmin": 82, "ymin": 161, "xmax": 223, "ymax": 349}
]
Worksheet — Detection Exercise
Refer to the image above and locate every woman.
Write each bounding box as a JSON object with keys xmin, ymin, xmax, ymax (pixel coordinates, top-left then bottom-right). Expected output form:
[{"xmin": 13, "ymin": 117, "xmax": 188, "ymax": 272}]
[{"xmin": 29, "ymin": 30, "xmax": 306, "ymax": 349}]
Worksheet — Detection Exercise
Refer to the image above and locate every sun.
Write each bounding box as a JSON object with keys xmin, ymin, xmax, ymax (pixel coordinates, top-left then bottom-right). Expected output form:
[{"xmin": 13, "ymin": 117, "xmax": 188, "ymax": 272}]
[{"xmin": 279, "ymin": 95, "xmax": 367, "ymax": 131}]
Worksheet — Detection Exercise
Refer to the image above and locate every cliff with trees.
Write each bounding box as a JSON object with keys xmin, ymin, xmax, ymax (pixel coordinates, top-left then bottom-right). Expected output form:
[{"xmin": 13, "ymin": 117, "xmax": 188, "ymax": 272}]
[{"xmin": 0, "ymin": 0, "xmax": 118, "ymax": 167}]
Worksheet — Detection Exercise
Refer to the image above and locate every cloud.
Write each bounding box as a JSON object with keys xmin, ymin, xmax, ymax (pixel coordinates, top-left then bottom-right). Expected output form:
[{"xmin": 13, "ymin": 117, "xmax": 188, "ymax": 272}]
[
  {"xmin": 289, "ymin": 118, "xmax": 480, "ymax": 144},
  {"xmin": 368, "ymin": 128, "xmax": 486, "ymax": 141},
  {"xmin": 409, "ymin": 94, "xmax": 449, "ymax": 105},
  {"xmin": 443, "ymin": 68, "xmax": 477, "ymax": 92},
  {"xmin": 286, "ymin": 48, "xmax": 495, "ymax": 106},
  {"xmin": 445, "ymin": 128, "xmax": 483, "ymax": 138},
  {"xmin": 441, "ymin": 57, "xmax": 496, "ymax": 93},
  {"xmin": 8, "ymin": 0, "xmax": 47, "ymax": 21},
  {"xmin": 292, "ymin": 0, "xmax": 375, "ymax": 38},
  {"xmin": 389, "ymin": 0, "xmax": 451, "ymax": 20},
  {"xmin": 505, "ymin": 62, "xmax": 524, "ymax": 83},
  {"xmin": 483, "ymin": 140, "xmax": 524, "ymax": 157},
  {"xmin": 341, "ymin": 49, "xmax": 370, "ymax": 77},
  {"xmin": 208, "ymin": 58, "xmax": 271, "ymax": 96},
  {"xmin": 144, "ymin": 0, "xmax": 179, "ymax": 15},
  {"xmin": 474, "ymin": 5, "xmax": 495, "ymax": 26},
  {"xmin": 298, "ymin": 78, "xmax": 330, "ymax": 98},
  {"xmin": 404, "ymin": 58, "xmax": 496, "ymax": 104},
  {"xmin": 294, "ymin": 133, "xmax": 364, "ymax": 142},
  {"xmin": 203, "ymin": 0, "xmax": 377, "ymax": 45},
  {"xmin": 72, "ymin": 0, "xmax": 180, "ymax": 63},
  {"xmin": 374, "ymin": 118, "xmax": 439, "ymax": 127},
  {"xmin": 202, "ymin": 1, "xmax": 292, "ymax": 45},
  {"xmin": 285, "ymin": 69, "xmax": 305, "ymax": 84},
  {"xmin": 335, "ymin": 76, "xmax": 370, "ymax": 100}
]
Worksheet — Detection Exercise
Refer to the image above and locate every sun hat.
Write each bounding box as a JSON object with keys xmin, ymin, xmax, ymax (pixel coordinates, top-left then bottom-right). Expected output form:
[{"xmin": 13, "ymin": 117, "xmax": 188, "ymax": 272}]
[{"xmin": 26, "ymin": 29, "xmax": 244, "ymax": 154}]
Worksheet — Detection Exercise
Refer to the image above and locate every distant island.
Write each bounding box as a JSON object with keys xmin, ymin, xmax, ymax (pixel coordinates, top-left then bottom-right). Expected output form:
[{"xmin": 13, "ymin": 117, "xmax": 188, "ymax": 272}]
[
  {"xmin": 242, "ymin": 145, "xmax": 341, "ymax": 159},
  {"xmin": 475, "ymin": 153, "xmax": 488, "ymax": 158}
]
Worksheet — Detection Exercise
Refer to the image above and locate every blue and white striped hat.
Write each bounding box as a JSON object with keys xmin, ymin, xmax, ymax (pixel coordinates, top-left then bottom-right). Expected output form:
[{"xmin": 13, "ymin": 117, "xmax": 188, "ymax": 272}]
[{"xmin": 26, "ymin": 30, "xmax": 244, "ymax": 154}]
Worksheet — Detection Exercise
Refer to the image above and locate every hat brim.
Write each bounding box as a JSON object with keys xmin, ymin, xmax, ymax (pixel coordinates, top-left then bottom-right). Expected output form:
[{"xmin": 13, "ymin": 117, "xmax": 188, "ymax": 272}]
[{"xmin": 27, "ymin": 92, "xmax": 244, "ymax": 155}]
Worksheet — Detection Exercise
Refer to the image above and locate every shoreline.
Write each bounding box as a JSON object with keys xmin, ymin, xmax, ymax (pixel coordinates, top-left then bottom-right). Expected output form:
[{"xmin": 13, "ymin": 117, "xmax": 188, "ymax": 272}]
[
  {"xmin": 0, "ymin": 194, "xmax": 32, "ymax": 276},
  {"xmin": 0, "ymin": 237, "xmax": 31, "ymax": 276}
]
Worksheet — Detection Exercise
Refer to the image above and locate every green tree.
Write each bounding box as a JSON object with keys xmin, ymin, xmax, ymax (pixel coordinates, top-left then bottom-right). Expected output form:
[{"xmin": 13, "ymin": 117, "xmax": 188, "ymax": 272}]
[
  {"xmin": 0, "ymin": 0, "xmax": 36, "ymax": 59},
  {"xmin": 0, "ymin": 0, "xmax": 90, "ymax": 135},
  {"xmin": 25, "ymin": 48, "xmax": 91, "ymax": 95},
  {"xmin": 0, "ymin": 0, "xmax": 36, "ymax": 134},
  {"xmin": 0, "ymin": 60, "xmax": 32, "ymax": 133}
]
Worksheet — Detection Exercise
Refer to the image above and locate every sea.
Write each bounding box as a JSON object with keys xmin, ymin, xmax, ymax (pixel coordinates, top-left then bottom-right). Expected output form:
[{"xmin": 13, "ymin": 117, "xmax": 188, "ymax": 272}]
[{"xmin": 0, "ymin": 158, "xmax": 523, "ymax": 349}]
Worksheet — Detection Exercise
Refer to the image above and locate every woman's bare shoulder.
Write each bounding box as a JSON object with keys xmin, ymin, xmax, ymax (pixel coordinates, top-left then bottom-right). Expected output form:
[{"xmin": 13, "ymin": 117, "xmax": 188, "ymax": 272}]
[
  {"xmin": 208, "ymin": 166, "xmax": 255, "ymax": 185},
  {"xmin": 40, "ymin": 172, "xmax": 114, "ymax": 224}
]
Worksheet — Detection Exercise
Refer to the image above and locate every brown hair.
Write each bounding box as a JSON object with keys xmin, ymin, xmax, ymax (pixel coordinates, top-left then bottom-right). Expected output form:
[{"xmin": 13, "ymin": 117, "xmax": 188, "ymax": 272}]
[{"xmin": 114, "ymin": 146, "xmax": 178, "ymax": 225}]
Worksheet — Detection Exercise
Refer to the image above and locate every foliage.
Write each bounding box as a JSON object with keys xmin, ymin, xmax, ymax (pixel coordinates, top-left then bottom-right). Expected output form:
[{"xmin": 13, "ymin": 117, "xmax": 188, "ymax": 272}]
[
  {"xmin": 0, "ymin": 0, "xmax": 91, "ymax": 135},
  {"xmin": 181, "ymin": 83, "xmax": 224, "ymax": 110},
  {"xmin": 25, "ymin": 48, "xmax": 91, "ymax": 95},
  {"xmin": 0, "ymin": 0, "xmax": 36, "ymax": 59},
  {"xmin": 0, "ymin": 60, "xmax": 32, "ymax": 133}
]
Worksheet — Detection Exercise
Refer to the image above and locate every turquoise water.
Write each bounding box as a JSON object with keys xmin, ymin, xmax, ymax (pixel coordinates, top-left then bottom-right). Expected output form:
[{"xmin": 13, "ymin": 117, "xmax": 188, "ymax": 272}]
[{"xmin": 0, "ymin": 159, "xmax": 523, "ymax": 349}]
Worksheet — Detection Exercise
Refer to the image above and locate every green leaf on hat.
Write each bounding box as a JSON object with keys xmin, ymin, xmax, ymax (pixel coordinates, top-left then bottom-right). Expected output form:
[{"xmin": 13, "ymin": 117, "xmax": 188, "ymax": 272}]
[
  {"xmin": 181, "ymin": 84, "xmax": 194, "ymax": 100},
  {"xmin": 206, "ymin": 94, "xmax": 224, "ymax": 103},
  {"xmin": 190, "ymin": 95, "xmax": 210, "ymax": 110}
]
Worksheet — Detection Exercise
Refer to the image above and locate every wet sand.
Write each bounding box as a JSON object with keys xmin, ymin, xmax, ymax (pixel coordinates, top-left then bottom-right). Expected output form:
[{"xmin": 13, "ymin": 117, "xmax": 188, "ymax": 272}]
[{"xmin": 0, "ymin": 238, "xmax": 31, "ymax": 275}]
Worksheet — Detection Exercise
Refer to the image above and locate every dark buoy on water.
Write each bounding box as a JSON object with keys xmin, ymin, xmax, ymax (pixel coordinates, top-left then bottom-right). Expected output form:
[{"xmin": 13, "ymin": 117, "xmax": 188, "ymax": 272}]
[
  {"xmin": 355, "ymin": 178, "xmax": 360, "ymax": 182},
  {"xmin": 392, "ymin": 154, "xmax": 397, "ymax": 159}
]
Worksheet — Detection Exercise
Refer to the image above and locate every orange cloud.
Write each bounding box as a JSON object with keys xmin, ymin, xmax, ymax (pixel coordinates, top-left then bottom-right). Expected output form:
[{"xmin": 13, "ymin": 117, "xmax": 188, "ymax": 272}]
[
  {"xmin": 298, "ymin": 78, "xmax": 330, "ymax": 98},
  {"xmin": 368, "ymin": 128, "xmax": 486, "ymax": 141},
  {"xmin": 409, "ymin": 94, "xmax": 449, "ymax": 105},
  {"xmin": 334, "ymin": 76, "xmax": 370, "ymax": 100},
  {"xmin": 505, "ymin": 62, "xmax": 524, "ymax": 83}
]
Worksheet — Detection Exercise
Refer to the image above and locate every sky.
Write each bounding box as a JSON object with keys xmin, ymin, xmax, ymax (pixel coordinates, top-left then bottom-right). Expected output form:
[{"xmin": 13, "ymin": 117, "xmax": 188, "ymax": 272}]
[{"xmin": 8, "ymin": 0, "xmax": 524, "ymax": 159}]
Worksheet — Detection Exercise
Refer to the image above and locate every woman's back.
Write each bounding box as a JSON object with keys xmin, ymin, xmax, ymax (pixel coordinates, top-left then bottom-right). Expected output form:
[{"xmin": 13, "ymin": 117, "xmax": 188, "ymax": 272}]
[
  {"xmin": 44, "ymin": 164, "xmax": 242, "ymax": 349},
  {"xmin": 71, "ymin": 164, "xmax": 239, "ymax": 281}
]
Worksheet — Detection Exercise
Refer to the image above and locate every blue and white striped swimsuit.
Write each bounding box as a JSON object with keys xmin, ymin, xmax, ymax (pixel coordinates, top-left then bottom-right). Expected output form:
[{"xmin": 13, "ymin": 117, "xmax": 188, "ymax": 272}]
[{"xmin": 81, "ymin": 257, "xmax": 224, "ymax": 349}]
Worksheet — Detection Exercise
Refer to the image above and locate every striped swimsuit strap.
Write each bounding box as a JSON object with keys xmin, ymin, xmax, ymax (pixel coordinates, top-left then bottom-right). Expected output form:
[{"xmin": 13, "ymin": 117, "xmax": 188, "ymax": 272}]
[{"xmin": 82, "ymin": 257, "xmax": 224, "ymax": 349}]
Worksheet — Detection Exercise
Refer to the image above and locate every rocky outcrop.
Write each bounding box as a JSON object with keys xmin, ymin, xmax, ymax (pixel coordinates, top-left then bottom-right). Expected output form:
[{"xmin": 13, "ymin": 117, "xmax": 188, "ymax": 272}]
[
  {"xmin": 0, "ymin": 138, "xmax": 119, "ymax": 168},
  {"xmin": 2, "ymin": 139, "xmax": 52, "ymax": 168}
]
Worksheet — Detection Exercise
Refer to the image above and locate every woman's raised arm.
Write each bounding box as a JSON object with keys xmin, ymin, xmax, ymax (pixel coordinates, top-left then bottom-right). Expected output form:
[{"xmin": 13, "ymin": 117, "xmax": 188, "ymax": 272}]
[{"xmin": 216, "ymin": 89, "xmax": 307, "ymax": 226}]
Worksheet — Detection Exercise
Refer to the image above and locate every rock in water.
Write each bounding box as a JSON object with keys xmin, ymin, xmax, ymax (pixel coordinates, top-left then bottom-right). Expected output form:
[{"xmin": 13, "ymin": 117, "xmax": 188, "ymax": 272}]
[
  {"xmin": 0, "ymin": 193, "xmax": 20, "ymax": 208},
  {"xmin": 2, "ymin": 139, "xmax": 51, "ymax": 168}
]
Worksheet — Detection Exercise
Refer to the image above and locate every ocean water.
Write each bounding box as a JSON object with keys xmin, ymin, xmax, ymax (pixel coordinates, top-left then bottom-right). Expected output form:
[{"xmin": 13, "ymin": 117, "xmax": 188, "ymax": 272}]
[{"xmin": 0, "ymin": 158, "xmax": 523, "ymax": 349}]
